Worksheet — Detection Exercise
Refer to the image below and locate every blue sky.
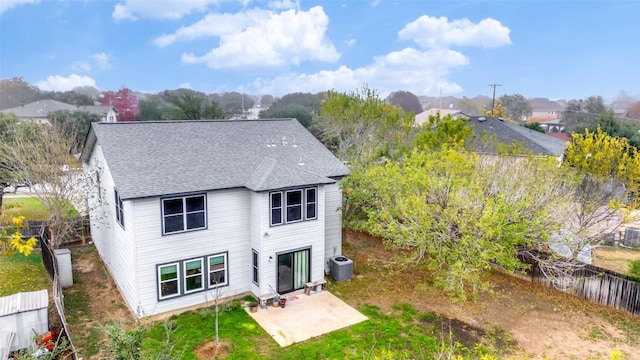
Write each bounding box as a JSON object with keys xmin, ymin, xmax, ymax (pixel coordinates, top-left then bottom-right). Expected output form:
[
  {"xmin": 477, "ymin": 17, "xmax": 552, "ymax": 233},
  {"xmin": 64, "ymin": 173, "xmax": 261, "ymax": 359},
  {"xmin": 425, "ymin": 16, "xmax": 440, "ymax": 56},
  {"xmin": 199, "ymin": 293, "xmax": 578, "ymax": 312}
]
[{"xmin": 1, "ymin": 0, "xmax": 639, "ymax": 101}]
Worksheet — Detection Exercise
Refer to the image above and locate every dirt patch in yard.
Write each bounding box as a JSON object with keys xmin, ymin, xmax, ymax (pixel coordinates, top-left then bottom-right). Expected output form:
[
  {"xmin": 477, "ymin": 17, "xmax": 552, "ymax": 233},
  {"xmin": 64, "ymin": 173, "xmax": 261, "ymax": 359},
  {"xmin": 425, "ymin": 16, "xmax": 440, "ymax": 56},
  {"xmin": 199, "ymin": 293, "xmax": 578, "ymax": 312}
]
[
  {"xmin": 63, "ymin": 243, "xmax": 134, "ymax": 359},
  {"xmin": 194, "ymin": 339, "xmax": 233, "ymax": 359},
  {"xmin": 339, "ymin": 231, "xmax": 640, "ymax": 360}
]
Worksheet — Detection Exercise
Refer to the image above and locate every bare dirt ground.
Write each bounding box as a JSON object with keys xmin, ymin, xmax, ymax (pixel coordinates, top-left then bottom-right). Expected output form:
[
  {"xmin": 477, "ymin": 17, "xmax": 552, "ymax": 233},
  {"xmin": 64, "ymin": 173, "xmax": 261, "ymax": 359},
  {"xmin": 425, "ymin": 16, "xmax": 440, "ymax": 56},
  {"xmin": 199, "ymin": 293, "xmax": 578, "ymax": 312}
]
[
  {"xmin": 341, "ymin": 231, "xmax": 640, "ymax": 360},
  {"xmin": 66, "ymin": 234, "xmax": 640, "ymax": 360}
]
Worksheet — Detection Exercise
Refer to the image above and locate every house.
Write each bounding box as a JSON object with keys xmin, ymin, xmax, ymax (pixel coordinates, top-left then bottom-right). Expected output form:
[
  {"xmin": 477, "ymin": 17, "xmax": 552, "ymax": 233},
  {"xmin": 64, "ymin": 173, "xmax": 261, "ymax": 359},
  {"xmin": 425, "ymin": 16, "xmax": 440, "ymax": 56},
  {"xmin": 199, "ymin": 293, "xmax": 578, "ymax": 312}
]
[
  {"xmin": 527, "ymin": 98, "xmax": 565, "ymax": 122},
  {"xmin": 467, "ymin": 116, "xmax": 568, "ymax": 159},
  {"xmin": 415, "ymin": 108, "xmax": 468, "ymax": 126},
  {"xmin": 0, "ymin": 99, "xmax": 118, "ymax": 123},
  {"xmin": 80, "ymin": 119, "xmax": 350, "ymax": 318}
]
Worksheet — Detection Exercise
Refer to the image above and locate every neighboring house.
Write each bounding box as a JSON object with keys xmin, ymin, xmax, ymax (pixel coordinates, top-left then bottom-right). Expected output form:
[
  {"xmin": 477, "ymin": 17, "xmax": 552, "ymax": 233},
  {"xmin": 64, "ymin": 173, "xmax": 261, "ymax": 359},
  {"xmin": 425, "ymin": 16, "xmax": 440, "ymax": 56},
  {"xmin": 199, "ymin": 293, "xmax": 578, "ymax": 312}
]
[
  {"xmin": 80, "ymin": 119, "xmax": 350, "ymax": 318},
  {"xmin": 80, "ymin": 105, "xmax": 118, "ymax": 122},
  {"xmin": 467, "ymin": 116, "xmax": 568, "ymax": 159},
  {"xmin": 0, "ymin": 99, "xmax": 118, "ymax": 123},
  {"xmin": 527, "ymin": 98, "xmax": 565, "ymax": 122},
  {"xmin": 0, "ymin": 99, "xmax": 76, "ymax": 125},
  {"xmin": 415, "ymin": 108, "xmax": 468, "ymax": 126}
]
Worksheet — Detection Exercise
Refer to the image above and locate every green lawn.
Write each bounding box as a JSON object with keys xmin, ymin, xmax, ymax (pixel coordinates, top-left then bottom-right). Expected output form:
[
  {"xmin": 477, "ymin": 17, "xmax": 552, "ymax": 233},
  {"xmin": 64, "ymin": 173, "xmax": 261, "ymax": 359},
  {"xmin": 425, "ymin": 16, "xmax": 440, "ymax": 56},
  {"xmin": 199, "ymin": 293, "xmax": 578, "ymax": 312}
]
[
  {"xmin": 0, "ymin": 252, "xmax": 50, "ymax": 296},
  {"xmin": 139, "ymin": 301, "xmax": 505, "ymax": 359},
  {"xmin": 1, "ymin": 195, "xmax": 80, "ymax": 224},
  {"xmin": 1, "ymin": 196, "xmax": 50, "ymax": 221}
]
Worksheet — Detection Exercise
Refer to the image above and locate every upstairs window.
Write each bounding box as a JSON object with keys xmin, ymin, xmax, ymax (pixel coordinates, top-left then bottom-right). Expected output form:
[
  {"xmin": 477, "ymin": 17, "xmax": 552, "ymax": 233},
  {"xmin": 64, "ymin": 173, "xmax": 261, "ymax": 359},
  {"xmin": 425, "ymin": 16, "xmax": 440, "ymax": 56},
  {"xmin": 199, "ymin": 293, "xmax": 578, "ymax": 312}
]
[
  {"xmin": 162, "ymin": 194, "xmax": 206, "ymax": 235},
  {"xmin": 115, "ymin": 189, "xmax": 124, "ymax": 228},
  {"xmin": 270, "ymin": 187, "xmax": 318, "ymax": 226}
]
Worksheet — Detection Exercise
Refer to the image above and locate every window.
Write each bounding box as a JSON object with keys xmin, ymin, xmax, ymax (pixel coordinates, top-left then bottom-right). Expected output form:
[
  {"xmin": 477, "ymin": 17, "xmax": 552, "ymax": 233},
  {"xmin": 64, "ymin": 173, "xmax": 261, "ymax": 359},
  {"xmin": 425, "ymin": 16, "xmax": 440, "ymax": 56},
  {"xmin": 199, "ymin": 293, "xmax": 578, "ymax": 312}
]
[
  {"xmin": 208, "ymin": 254, "xmax": 227, "ymax": 287},
  {"xmin": 158, "ymin": 263, "xmax": 179, "ymax": 299},
  {"xmin": 184, "ymin": 259, "xmax": 203, "ymax": 293},
  {"xmin": 115, "ymin": 189, "xmax": 124, "ymax": 227},
  {"xmin": 270, "ymin": 193, "xmax": 282, "ymax": 225},
  {"xmin": 270, "ymin": 187, "xmax": 318, "ymax": 226},
  {"xmin": 157, "ymin": 252, "xmax": 228, "ymax": 301},
  {"xmin": 305, "ymin": 188, "xmax": 316, "ymax": 220},
  {"xmin": 162, "ymin": 194, "xmax": 206, "ymax": 234},
  {"xmin": 252, "ymin": 250, "xmax": 259, "ymax": 285}
]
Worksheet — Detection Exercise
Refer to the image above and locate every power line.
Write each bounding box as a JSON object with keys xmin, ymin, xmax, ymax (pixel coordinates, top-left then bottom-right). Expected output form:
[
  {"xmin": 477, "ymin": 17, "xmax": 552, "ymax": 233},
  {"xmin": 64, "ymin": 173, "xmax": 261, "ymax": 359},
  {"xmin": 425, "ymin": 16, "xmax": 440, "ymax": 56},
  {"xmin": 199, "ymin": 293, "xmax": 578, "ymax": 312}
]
[{"xmin": 488, "ymin": 84, "xmax": 502, "ymax": 116}]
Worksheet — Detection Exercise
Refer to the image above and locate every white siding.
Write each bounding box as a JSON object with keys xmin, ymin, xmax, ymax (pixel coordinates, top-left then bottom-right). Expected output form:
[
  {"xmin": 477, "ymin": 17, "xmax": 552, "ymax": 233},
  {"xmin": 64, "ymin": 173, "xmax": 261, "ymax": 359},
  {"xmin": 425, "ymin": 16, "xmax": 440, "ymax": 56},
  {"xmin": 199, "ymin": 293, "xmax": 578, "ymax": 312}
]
[
  {"xmin": 324, "ymin": 182, "xmax": 344, "ymax": 272},
  {"xmin": 133, "ymin": 188, "xmax": 252, "ymax": 317},
  {"xmin": 255, "ymin": 188, "xmax": 326, "ymax": 295},
  {"xmin": 84, "ymin": 145, "xmax": 138, "ymax": 313},
  {"xmin": 250, "ymin": 192, "xmax": 265, "ymax": 296}
]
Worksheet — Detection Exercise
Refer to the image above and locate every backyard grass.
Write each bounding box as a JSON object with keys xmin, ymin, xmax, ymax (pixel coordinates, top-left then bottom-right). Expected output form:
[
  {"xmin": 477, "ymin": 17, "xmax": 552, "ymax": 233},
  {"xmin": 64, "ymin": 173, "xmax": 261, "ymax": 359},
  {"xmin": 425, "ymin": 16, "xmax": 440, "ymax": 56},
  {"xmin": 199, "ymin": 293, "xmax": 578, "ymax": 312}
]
[
  {"xmin": 0, "ymin": 252, "xmax": 50, "ymax": 296},
  {"xmin": 592, "ymin": 246, "xmax": 640, "ymax": 275},
  {"xmin": 140, "ymin": 301, "xmax": 507, "ymax": 359},
  {"xmin": 1, "ymin": 196, "xmax": 50, "ymax": 221}
]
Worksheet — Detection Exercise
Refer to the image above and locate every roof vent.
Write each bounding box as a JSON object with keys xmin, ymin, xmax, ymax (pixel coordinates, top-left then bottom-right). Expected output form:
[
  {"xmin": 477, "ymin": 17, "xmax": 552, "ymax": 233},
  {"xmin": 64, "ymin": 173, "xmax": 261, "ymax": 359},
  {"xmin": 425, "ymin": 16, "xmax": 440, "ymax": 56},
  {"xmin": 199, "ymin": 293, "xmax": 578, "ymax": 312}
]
[
  {"xmin": 298, "ymin": 156, "xmax": 305, "ymax": 166},
  {"xmin": 477, "ymin": 116, "xmax": 487, "ymax": 122}
]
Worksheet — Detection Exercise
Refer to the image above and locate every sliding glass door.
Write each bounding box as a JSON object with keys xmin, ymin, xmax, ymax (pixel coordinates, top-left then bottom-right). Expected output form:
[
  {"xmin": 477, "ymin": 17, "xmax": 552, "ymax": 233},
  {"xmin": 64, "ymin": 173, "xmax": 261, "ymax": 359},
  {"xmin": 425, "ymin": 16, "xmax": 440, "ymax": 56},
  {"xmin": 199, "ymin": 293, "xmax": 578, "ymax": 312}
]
[{"xmin": 277, "ymin": 249, "xmax": 310, "ymax": 294}]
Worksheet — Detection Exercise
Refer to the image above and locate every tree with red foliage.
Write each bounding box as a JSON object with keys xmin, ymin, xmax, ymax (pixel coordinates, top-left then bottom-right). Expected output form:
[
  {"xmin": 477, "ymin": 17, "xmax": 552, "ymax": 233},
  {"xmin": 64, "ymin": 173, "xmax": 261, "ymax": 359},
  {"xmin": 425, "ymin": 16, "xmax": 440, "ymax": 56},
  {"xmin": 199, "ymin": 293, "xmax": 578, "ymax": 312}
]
[{"xmin": 101, "ymin": 86, "xmax": 139, "ymax": 121}]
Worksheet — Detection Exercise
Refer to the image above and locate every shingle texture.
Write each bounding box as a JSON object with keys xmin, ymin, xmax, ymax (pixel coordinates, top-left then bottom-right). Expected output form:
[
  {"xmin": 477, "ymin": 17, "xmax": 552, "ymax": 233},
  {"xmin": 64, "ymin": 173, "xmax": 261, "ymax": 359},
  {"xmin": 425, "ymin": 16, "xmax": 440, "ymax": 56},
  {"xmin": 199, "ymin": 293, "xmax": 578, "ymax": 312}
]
[
  {"xmin": 469, "ymin": 116, "xmax": 567, "ymax": 157},
  {"xmin": 83, "ymin": 119, "xmax": 350, "ymax": 199}
]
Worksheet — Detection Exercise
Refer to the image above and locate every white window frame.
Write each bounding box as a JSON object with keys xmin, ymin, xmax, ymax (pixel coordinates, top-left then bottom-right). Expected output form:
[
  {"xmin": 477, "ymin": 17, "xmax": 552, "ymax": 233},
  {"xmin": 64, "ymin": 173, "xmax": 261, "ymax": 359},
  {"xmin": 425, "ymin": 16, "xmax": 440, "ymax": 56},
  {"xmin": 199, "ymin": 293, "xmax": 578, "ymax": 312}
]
[
  {"xmin": 158, "ymin": 262, "xmax": 180, "ymax": 300},
  {"xmin": 183, "ymin": 258, "xmax": 204, "ymax": 294},
  {"xmin": 208, "ymin": 253, "xmax": 228, "ymax": 288},
  {"xmin": 115, "ymin": 189, "xmax": 124, "ymax": 228},
  {"xmin": 161, "ymin": 194, "xmax": 207, "ymax": 235}
]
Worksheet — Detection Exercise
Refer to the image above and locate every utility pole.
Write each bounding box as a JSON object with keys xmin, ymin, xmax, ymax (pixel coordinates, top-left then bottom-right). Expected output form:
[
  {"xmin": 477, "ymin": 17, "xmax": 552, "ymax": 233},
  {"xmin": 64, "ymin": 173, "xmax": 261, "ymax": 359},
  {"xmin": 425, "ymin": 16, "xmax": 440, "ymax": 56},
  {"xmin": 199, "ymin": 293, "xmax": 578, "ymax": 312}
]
[{"xmin": 488, "ymin": 84, "xmax": 502, "ymax": 116}]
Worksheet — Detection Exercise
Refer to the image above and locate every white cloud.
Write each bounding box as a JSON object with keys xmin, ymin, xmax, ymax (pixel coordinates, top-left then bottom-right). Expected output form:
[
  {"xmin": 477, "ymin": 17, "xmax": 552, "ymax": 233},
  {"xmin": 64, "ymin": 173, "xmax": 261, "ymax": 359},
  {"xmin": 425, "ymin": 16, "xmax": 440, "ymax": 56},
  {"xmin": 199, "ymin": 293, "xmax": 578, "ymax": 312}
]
[
  {"xmin": 0, "ymin": 0, "xmax": 39, "ymax": 15},
  {"xmin": 267, "ymin": 0, "xmax": 299, "ymax": 10},
  {"xmin": 91, "ymin": 52, "xmax": 112, "ymax": 70},
  {"xmin": 70, "ymin": 53, "xmax": 111, "ymax": 72},
  {"xmin": 399, "ymin": 14, "xmax": 511, "ymax": 49},
  {"xmin": 345, "ymin": 38, "xmax": 356, "ymax": 46},
  {"xmin": 177, "ymin": 6, "xmax": 339, "ymax": 68},
  {"xmin": 178, "ymin": 82, "xmax": 192, "ymax": 89},
  {"xmin": 251, "ymin": 47, "xmax": 467, "ymax": 97},
  {"xmin": 112, "ymin": 0, "xmax": 222, "ymax": 21},
  {"xmin": 35, "ymin": 74, "xmax": 97, "ymax": 91}
]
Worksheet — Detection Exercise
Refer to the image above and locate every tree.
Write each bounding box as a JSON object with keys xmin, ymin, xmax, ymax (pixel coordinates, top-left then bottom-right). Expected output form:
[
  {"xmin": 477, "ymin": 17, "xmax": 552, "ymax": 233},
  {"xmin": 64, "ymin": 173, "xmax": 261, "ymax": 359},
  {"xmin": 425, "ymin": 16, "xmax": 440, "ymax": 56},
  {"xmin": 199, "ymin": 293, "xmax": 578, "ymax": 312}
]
[
  {"xmin": 48, "ymin": 110, "xmax": 101, "ymax": 151},
  {"xmin": 387, "ymin": 90, "xmax": 423, "ymax": 114},
  {"xmin": 0, "ymin": 77, "xmax": 41, "ymax": 110},
  {"xmin": 161, "ymin": 89, "xmax": 225, "ymax": 120},
  {"xmin": 483, "ymin": 100, "xmax": 507, "ymax": 118},
  {"xmin": 499, "ymin": 93, "xmax": 532, "ymax": 121},
  {"xmin": 0, "ymin": 113, "xmax": 20, "ymax": 214},
  {"xmin": 626, "ymin": 101, "xmax": 640, "ymax": 120},
  {"xmin": 136, "ymin": 95, "xmax": 169, "ymax": 121},
  {"xmin": 46, "ymin": 90, "xmax": 94, "ymax": 106},
  {"xmin": 0, "ymin": 121, "xmax": 88, "ymax": 248},
  {"xmin": 523, "ymin": 122, "xmax": 545, "ymax": 133},
  {"xmin": 217, "ymin": 92, "xmax": 254, "ymax": 115},
  {"xmin": 562, "ymin": 96, "xmax": 607, "ymax": 133},
  {"xmin": 102, "ymin": 86, "xmax": 139, "ymax": 121},
  {"xmin": 458, "ymin": 97, "xmax": 484, "ymax": 116},
  {"xmin": 260, "ymin": 94, "xmax": 275, "ymax": 108},
  {"xmin": 260, "ymin": 92, "xmax": 323, "ymax": 129},
  {"xmin": 313, "ymin": 86, "xmax": 414, "ymax": 170},
  {"xmin": 343, "ymin": 146, "xmax": 572, "ymax": 298},
  {"xmin": 0, "ymin": 216, "xmax": 38, "ymax": 256}
]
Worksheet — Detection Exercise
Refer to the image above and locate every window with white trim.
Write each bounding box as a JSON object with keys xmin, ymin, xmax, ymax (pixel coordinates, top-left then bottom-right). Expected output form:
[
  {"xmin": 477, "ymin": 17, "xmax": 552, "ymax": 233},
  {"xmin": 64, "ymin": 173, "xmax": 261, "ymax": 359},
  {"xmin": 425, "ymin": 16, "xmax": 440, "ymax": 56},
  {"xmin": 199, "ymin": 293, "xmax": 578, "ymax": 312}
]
[
  {"xmin": 270, "ymin": 187, "xmax": 318, "ymax": 226},
  {"xmin": 115, "ymin": 189, "xmax": 124, "ymax": 227},
  {"xmin": 184, "ymin": 258, "xmax": 204, "ymax": 293},
  {"xmin": 157, "ymin": 252, "xmax": 228, "ymax": 301},
  {"xmin": 162, "ymin": 194, "xmax": 206, "ymax": 234},
  {"xmin": 158, "ymin": 263, "xmax": 179, "ymax": 299},
  {"xmin": 208, "ymin": 254, "xmax": 227, "ymax": 287},
  {"xmin": 252, "ymin": 250, "xmax": 259, "ymax": 285}
]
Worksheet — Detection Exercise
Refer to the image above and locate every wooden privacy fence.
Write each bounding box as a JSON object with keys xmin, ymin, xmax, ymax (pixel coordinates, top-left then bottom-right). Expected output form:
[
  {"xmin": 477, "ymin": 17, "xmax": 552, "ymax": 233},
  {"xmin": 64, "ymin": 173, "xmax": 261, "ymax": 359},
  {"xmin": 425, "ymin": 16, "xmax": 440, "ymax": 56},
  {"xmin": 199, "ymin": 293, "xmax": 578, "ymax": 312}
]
[{"xmin": 522, "ymin": 254, "xmax": 640, "ymax": 316}]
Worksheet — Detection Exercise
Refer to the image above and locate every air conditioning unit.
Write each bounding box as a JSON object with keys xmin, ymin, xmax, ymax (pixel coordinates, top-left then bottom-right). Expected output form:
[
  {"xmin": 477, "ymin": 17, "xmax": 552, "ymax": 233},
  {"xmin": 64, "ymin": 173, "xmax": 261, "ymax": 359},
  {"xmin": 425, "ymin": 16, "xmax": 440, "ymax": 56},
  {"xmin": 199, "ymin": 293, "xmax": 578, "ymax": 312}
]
[
  {"xmin": 623, "ymin": 227, "xmax": 640, "ymax": 247},
  {"xmin": 330, "ymin": 256, "xmax": 353, "ymax": 281}
]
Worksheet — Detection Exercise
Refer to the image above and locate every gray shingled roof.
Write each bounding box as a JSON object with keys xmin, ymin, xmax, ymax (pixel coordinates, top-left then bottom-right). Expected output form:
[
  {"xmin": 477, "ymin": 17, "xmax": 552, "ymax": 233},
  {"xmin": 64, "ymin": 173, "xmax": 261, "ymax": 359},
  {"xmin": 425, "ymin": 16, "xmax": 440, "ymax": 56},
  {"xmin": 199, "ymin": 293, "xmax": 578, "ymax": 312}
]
[
  {"xmin": 468, "ymin": 116, "xmax": 568, "ymax": 157},
  {"xmin": 0, "ymin": 99, "xmax": 77, "ymax": 117},
  {"xmin": 81, "ymin": 119, "xmax": 350, "ymax": 199}
]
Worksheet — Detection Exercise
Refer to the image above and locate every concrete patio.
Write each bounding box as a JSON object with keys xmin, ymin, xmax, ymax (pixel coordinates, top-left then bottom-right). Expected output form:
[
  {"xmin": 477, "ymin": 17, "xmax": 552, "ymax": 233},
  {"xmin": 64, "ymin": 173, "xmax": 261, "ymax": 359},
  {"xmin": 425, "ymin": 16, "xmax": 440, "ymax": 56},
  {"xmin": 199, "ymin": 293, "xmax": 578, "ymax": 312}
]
[{"xmin": 245, "ymin": 290, "xmax": 368, "ymax": 347}]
